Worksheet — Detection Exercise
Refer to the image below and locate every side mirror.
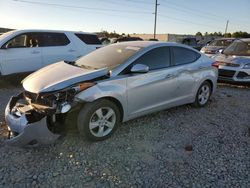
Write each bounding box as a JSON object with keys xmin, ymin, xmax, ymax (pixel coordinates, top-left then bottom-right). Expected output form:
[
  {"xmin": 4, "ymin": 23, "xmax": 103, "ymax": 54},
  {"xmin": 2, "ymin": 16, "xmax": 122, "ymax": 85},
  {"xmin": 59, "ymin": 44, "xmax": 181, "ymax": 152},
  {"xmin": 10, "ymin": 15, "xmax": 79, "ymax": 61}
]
[{"xmin": 130, "ymin": 64, "xmax": 149, "ymax": 73}]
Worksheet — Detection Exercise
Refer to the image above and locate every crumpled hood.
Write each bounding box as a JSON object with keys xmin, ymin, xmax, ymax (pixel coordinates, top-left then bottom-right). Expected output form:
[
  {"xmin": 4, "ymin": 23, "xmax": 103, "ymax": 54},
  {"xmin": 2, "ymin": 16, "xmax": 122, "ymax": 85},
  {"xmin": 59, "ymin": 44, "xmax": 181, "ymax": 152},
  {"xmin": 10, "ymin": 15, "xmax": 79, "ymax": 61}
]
[
  {"xmin": 202, "ymin": 46, "xmax": 225, "ymax": 52},
  {"xmin": 214, "ymin": 54, "xmax": 250, "ymax": 65},
  {"xmin": 22, "ymin": 61, "xmax": 108, "ymax": 93}
]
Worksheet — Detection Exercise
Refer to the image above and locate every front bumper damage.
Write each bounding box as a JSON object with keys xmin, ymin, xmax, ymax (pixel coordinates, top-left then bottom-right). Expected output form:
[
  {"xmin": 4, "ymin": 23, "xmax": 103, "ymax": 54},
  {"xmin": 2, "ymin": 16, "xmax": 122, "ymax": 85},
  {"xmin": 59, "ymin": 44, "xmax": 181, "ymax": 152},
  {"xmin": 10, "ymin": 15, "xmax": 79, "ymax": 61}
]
[{"xmin": 5, "ymin": 93, "xmax": 60, "ymax": 147}]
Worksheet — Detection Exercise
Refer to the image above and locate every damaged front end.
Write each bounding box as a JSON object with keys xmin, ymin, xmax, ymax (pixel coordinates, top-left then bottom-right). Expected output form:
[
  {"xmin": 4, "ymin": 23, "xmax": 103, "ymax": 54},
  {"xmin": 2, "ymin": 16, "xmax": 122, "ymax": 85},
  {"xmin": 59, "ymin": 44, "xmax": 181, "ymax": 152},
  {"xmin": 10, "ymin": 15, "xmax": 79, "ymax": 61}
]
[{"xmin": 5, "ymin": 85, "xmax": 86, "ymax": 147}]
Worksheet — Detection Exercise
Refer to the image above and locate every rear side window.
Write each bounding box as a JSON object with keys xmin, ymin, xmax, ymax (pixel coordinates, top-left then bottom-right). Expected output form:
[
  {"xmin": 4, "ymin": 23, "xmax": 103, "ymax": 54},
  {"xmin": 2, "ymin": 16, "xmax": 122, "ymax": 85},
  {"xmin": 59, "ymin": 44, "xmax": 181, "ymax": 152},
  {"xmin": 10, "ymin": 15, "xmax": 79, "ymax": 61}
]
[
  {"xmin": 172, "ymin": 47, "xmax": 200, "ymax": 65},
  {"xmin": 40, "ymin": 32, "xmax": 70, "ymax": 47},
  {"xmin": 133, "ymin": 47, "xmax": 171, "ymax": 70},
  {"xmin": 75, "ymin": 33, "xmax": 101, "ymax": 45}
]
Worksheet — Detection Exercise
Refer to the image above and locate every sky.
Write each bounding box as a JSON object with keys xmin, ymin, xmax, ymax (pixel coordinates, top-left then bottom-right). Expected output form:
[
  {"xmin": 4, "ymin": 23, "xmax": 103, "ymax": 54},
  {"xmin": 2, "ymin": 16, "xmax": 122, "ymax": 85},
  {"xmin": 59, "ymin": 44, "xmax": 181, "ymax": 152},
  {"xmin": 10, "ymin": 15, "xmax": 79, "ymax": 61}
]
[{"xmin": 0, "ymin": 0, "xmax": 249, "ymax": 35}]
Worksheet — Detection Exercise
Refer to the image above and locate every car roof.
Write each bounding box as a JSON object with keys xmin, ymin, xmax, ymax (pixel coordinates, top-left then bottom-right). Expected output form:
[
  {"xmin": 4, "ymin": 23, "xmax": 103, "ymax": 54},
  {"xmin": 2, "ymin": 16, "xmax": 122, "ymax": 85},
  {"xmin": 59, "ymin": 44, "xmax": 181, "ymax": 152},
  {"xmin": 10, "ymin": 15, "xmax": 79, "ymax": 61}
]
[
  {"xmin": 9, "ymin": 29, "xmax": 97, "ymax": 35},
  {"xmin": 111, "ymin": 41, "xmax": 196, "ymax": 50}
]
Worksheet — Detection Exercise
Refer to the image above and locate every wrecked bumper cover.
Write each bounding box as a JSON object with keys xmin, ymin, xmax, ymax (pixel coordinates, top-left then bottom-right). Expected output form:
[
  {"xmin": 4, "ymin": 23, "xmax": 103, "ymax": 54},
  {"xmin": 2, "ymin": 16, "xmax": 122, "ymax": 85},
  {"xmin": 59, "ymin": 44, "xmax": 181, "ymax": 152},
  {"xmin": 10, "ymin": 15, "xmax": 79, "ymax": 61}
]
[{"xmin": 5, "ymin": 94, "xmax": 60, "ymax": 147}]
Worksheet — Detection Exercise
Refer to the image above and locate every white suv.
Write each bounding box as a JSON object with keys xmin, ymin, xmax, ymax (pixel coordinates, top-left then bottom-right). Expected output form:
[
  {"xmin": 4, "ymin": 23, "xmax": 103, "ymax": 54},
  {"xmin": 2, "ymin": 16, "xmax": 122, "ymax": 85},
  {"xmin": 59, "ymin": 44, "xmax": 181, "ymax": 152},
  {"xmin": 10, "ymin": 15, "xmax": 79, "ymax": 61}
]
[{"xmin": 0, "ymin": 29, "xmax": 102, "ymax": 76}]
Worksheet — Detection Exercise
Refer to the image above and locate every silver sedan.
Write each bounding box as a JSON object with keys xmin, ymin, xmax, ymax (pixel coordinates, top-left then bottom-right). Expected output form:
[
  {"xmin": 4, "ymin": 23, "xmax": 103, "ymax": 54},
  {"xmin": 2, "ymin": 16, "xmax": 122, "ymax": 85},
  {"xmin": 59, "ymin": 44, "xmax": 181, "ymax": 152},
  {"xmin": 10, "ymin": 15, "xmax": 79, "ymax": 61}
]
[{"xmin": 5, "ymin": 41, "xmax": 218, "ymax": 146}]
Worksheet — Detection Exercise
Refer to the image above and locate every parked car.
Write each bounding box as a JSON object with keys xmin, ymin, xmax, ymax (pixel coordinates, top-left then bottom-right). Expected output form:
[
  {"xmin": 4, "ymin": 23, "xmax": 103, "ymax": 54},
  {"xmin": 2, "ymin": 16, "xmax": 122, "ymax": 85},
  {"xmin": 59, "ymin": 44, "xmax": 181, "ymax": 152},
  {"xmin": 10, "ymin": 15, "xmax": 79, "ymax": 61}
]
[
  {"xmin": 213, "ymin": 38, "xmax": 250, "ymax": 83},
  {"xmin": 5, "ymin": 41, "xmax": 217, "ymax": 147},
  {"xmin": 0, "ymin": 29, "xmax": 102, "ymax": 76},
  {"xmin": 200, "ymin": 38, "xmax": 235, "ymax": 57},
  {"xmin": 112, "ymin": 36, "xmax": 143, "ymax": 43},
  {"xmin": 176, "ymin": 37, "xmax": 202, "ymax": 50}
]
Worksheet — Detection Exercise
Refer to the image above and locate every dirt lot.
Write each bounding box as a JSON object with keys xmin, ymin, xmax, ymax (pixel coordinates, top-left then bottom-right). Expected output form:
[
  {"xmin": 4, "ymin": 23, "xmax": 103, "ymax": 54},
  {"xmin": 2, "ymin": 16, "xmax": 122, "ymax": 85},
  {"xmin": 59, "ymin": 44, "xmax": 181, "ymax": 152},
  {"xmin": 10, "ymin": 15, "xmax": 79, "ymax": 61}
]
[{"xmin": 0, "ymin": 82, "xmax": 249, "ymax": 187}]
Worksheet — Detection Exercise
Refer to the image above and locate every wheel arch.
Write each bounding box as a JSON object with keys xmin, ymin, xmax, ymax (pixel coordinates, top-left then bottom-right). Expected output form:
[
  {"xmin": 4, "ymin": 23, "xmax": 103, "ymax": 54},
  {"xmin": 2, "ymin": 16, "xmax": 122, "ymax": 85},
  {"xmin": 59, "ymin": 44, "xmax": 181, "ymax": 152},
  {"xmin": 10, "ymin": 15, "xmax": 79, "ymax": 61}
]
[
  {"xmin": 95, "ymin": 96, "xmax": 124, "ymax": 122},
  {"xmin": 204, "ymin": 79, "xmax": 214, "ymax": 93}
]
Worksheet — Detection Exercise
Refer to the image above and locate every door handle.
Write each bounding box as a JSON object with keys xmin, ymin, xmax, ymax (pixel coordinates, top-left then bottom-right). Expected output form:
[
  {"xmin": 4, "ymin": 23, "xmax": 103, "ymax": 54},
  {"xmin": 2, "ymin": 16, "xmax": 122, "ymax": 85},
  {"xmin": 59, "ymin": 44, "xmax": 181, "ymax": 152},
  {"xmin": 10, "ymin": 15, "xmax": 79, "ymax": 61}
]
[
  {"xmin": 198, "ymin": 66, "xmax": 206, "ymax": 69},
  {"xmin": 31, "ymin": 50, "xmax": 40, "ymax": 54},
  {"xmin": 68, "ymin": 49, "xmax": 76, "ymax": 52},
  {"xmin": 165, "ymin": 74, "xmax": 175, "ymax": 79}
]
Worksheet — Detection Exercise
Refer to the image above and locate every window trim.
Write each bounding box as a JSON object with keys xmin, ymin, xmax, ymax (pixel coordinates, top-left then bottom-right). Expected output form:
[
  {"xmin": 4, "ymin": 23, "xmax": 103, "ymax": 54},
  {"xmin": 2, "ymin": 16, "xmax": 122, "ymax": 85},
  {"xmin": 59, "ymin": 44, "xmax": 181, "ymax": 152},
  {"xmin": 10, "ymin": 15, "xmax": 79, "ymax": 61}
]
[{"xmin": 170, "ymin": 46, "xmax": 201, "ymax": 66}]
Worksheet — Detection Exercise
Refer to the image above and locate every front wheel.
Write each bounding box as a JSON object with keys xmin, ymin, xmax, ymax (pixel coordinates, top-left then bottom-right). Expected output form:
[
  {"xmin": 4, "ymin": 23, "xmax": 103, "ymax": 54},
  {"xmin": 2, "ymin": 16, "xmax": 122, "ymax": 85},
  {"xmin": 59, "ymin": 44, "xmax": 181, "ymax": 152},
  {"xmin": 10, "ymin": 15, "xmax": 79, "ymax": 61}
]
[
  {"xmin": 193, "ymin": 81, "xmax": 212, "ymax": 107},
  {"xmin": 77, "ymin": 99, "xmax": 121, "ymax": 141}
]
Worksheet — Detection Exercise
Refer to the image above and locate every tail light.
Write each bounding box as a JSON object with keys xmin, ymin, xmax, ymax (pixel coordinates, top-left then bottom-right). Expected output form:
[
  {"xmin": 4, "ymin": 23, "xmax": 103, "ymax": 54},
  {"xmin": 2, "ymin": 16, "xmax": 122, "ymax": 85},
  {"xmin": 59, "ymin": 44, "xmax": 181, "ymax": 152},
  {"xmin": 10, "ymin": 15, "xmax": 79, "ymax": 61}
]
[{"xmin": 212, "ymin": 61, "xmax": 220, "ymax": 68}]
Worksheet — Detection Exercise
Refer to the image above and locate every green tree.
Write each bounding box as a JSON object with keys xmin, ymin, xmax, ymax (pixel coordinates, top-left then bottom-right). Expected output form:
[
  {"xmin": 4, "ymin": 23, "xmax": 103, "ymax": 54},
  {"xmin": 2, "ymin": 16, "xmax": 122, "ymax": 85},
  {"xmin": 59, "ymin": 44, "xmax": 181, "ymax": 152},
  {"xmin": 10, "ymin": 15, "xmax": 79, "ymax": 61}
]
[
  {"xmin": 232, "ymin": 31, "xmax": 250, "ymax": 38},
  {"xmin": 224, "ymin": 33, "xmax": 232, "ymax": 38},
  {"xmin": 217, "ymin": 32, "xmax": 223, "ymax": 36},
  {"xmin": 195, "ymin": 32, "xmax": 202, "ymax": 36}
]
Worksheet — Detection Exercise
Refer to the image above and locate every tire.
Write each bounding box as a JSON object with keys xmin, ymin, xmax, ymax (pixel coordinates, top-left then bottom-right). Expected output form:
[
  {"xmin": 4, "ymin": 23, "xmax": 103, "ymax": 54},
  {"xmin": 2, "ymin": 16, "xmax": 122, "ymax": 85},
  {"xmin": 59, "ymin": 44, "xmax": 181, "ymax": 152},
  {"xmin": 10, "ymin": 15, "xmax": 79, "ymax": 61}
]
[
  {"xmin": 193, "ymin": 81, "xmax": 212, "ymax": 107},
  {"xmin": 77, "ymin": 99, "xmax": 121, "ymax": 141}
]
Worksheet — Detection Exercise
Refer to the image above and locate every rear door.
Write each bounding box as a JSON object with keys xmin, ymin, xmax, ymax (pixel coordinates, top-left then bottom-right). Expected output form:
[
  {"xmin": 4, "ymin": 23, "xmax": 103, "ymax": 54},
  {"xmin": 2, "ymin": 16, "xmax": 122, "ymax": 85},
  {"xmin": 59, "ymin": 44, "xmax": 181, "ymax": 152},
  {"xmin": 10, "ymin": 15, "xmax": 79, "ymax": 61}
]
[
  {"xmin": 170, "ymin": 46, "xmax": 201, "ymax": 100},
  {"xmin": 126, "ymin": 47, "xmax": 179, "ymax": 117},
  {"xmin": 0, "ymin": 32, "xmax": 42, "ymax": 75},
  {"xmin": 40, "ymin": 32, "xmax": 78, "ymax": 67}
]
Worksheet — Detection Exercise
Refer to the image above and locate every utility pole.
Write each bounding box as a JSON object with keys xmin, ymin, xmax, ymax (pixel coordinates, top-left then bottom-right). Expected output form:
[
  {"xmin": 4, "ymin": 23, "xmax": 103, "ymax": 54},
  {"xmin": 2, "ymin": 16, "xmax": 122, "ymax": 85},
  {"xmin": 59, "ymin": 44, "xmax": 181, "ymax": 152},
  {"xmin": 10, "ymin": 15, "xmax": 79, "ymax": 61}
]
[
  {"xmin": 224, "ymin": 20, "xmax": 229, "ymax": 35},
  {"xmin": 153, "ymin": 0, "xmax": 159, "ymax": 39}
]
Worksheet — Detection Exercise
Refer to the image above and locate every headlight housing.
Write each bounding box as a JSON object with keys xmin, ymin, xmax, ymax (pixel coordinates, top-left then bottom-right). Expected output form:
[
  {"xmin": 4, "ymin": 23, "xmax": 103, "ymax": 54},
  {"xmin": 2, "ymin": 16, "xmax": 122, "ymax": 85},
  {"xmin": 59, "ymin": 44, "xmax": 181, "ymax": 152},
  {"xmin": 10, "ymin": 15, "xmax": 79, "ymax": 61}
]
[
  {"xmin": 73, "ymin": 82, "xmax": 96, "ymax": 92},
  {"xmin": 243, "ymin": 63, "xmax": 250, "ymax": 69}
]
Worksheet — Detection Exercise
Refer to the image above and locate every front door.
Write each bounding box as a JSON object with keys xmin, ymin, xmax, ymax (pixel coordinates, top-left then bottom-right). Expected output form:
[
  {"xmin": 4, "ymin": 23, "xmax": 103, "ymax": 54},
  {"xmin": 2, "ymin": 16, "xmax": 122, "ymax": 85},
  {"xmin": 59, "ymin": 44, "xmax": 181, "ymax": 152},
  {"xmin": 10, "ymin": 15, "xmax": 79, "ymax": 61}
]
[
  {"xmin": 126, "ymin": 46, "xmax": 178, "ymax": 118},
  {"xmin": 0, "ymin": 32, "xmax": 42, "ymax": 75},
  {"xmin": 127, "ymin": 68, "xmax": 178, "ymax": 117}
]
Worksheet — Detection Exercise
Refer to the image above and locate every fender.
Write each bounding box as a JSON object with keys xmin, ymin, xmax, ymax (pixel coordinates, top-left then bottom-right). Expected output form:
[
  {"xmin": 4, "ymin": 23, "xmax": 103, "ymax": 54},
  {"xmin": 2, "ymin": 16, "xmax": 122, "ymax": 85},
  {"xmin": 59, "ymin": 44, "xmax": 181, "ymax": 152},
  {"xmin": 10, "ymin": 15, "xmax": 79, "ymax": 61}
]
[{"xmin": 75, "ymin": 79, "xmax": 128, "ymax": 121}]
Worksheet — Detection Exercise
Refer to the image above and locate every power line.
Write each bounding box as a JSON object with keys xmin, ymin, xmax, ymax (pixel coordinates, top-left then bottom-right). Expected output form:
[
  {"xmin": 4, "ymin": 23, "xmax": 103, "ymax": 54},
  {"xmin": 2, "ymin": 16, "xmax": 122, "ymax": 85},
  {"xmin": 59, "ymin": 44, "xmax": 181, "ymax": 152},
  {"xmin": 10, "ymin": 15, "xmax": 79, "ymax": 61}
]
[
  {"xmin": 13, "ymin": 0, "xmax": 152, "ymax": 15},
  {"xmin": 161, "ymin": 0, "xmax": 224, "ymax": 21},
  {"xmin": 11, "ymin": 0, "xmax": 229, "ymax": 32},
  {"xmin": 160, "ymin": 1, "xmax": 225, "ymax": 23},
  {"xmin": 159, "ymin": 14, "xmax": 224, "ymax": 31},
  {"xmin": 161, "ymin": 0, "xmax": 248, "ymax": 25},
  {"xmin": 124, "ymin": 0, "xmax": 154, "ymax": 5}
]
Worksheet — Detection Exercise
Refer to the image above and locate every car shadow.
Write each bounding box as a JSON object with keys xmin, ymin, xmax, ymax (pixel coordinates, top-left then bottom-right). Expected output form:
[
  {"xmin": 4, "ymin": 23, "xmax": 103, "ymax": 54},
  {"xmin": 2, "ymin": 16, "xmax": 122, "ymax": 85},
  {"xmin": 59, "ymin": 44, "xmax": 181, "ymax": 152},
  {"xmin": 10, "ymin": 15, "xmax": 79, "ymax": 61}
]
[{"xmin": 218, "ymin": 81, "xmax": 250, "ymax": 89}]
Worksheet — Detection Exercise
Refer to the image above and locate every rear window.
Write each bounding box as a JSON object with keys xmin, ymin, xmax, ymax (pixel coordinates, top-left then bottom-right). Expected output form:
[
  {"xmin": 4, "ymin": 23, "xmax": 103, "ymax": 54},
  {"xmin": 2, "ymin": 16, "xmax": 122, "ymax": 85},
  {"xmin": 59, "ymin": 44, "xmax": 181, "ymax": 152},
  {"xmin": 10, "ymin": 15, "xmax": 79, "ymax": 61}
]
[{"xmin": 75, "ymin": 33, "xmax": 101, "ymax": 45}]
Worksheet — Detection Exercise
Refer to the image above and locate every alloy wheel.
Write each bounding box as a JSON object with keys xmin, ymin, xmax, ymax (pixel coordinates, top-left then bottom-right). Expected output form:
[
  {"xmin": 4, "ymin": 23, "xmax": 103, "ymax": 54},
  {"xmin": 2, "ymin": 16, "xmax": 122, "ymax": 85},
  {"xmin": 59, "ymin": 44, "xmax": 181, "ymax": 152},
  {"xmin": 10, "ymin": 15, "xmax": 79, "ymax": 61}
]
[
  {"xmin": 198, "ymin": 85, "xmax": 210, "ymax": 105},
  {"xmin": 89, "ymin": 107, "xmax": 116, "ymax": 137}
]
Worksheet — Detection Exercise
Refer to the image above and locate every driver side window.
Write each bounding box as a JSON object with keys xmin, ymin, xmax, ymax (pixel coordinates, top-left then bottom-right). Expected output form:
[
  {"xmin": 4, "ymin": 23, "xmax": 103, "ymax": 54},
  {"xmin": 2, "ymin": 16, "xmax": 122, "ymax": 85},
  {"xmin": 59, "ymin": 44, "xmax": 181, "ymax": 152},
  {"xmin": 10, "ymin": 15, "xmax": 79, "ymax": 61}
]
[
  {"xmin": 133, "ymin": 47, "xmax": 171, "ymax": 70},
  {"xmin": 6, "ymin": 34, "xmax": 27, "ymax": 48},
  {"xmin": 5, "ymin": 33, "xmax": 41, "ymax": 48}
]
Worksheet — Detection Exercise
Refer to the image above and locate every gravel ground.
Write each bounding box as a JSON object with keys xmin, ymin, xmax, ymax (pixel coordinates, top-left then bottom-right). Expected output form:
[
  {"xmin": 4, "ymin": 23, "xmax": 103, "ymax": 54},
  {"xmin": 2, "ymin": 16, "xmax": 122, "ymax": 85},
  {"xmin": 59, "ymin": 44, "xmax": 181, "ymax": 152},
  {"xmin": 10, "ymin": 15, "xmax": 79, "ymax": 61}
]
[{"xmin": 0, "ymin": 83, "xmax": 249, "ymax": 187}]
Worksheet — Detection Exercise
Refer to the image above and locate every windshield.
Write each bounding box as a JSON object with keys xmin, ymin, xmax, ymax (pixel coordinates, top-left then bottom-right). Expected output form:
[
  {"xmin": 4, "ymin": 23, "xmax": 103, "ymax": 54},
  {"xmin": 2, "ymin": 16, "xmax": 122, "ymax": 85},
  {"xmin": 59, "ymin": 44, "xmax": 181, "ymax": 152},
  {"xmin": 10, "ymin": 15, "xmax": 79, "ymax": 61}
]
[
  {"xmin": 75, "ymin": 44, "xmax": 143, "ymax": 70},
  {"xmin": 223, "ymin": 40, "xmax": 250, "ymax": 56},
  {"xmin": 209, "ymin": 39, "xmax": 233, "ymax": 47}
]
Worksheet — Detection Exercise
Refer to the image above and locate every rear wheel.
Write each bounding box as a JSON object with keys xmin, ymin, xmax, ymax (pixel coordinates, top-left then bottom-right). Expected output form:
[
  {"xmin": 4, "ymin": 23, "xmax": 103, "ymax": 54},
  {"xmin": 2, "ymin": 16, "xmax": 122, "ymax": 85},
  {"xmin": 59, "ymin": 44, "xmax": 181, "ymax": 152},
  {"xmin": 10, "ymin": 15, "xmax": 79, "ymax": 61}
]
[
  {"xmin": 77, "ymin": 99, "xmax": 121, "ymax": 141},
  {"xmin": 193, "ymin": 81, "xmax": 211, "ymax": 107}
]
